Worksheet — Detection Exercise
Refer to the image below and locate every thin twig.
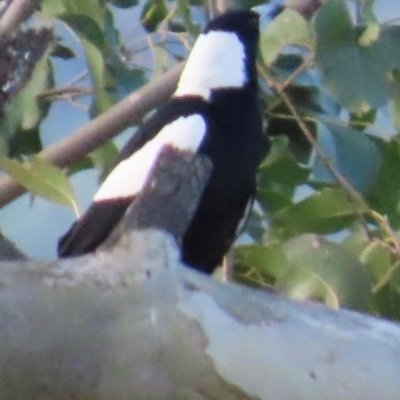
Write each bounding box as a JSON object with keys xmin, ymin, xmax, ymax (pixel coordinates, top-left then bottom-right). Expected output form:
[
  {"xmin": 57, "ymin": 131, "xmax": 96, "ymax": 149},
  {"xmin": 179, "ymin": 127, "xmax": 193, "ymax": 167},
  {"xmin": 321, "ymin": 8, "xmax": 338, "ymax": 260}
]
[
  {"xmin": 258, "ymin": 55, "xmax": 313, "ymax": 92},
  {"xmin": 259, "ymin": 69, "xmax": 372, "ymax": 237},
  {"xmin": 280, "ymin": 55, "xmax": 314, "ymax": 91},
  {"xmin": 269, "ymin": 112, "xmax": 395, "ymax": 138},
  {"xmin": 370, "ymin": 211, "xmax": 400, "ymax": 259},
  {"xmin": 37, "ymin": 86, "xmax": 93, "ymax": 101},
  {"xmin": 267, "ymin": 113, "xmax": 316, "ymax": 124},
  {"xmin": 64, "ymin": 70, "xmax": 89, "ymax": 87},
  {"xmin": 259, "ymin": 61, "xmax": 374, "ymax": 239},
  {"xmin": 371, "ymin": 261, "xmax": 400, "ymax": 294},
  {"xmin": 280, "ymin": 90, "xmax": 374, "ymax": 239}
]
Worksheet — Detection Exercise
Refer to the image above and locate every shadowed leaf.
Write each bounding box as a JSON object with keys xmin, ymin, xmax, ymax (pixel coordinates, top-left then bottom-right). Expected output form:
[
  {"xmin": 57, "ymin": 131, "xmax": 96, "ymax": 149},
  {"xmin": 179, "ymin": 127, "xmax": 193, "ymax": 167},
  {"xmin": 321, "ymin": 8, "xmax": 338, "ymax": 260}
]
[
  {"xmin": 261, "ymin": 8, "xmax": 312, "ymax": 66},
  {"xmin": 0, "ymin": 157, "xmax": 78, "ymax": 214},
  {"xmin": 279, "ymin": 234, "xmax": 371, "ymax": 311}
]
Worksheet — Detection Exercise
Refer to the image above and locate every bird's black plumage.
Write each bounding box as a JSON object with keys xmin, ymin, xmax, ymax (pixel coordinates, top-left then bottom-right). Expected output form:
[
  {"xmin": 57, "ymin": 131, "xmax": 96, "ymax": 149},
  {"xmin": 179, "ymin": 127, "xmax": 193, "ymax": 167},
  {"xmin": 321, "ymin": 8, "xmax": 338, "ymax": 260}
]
[
  {"xmin": 58, "ymin": 10, "xmax": 263, "ymax": 274},
  {"xmin": 58, "ymin": 97, "xmax": 209, "ymax": 257}
]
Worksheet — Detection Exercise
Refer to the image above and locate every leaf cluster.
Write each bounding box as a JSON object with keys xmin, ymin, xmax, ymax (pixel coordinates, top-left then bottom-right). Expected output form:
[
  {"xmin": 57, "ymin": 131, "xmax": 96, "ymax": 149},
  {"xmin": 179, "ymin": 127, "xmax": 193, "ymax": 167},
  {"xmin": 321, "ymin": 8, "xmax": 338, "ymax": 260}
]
[{"xmin": 237, "ymin": 0, "xmax": 400, "ymax": 320}]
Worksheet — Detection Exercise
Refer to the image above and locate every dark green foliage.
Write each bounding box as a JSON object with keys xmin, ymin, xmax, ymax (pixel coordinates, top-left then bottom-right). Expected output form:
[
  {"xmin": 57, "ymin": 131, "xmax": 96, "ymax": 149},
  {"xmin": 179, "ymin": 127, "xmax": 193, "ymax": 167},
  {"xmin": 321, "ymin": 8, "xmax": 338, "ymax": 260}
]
[{"xmin": 245, "ymin": 0, "xmax": 400, "ymax": 319}]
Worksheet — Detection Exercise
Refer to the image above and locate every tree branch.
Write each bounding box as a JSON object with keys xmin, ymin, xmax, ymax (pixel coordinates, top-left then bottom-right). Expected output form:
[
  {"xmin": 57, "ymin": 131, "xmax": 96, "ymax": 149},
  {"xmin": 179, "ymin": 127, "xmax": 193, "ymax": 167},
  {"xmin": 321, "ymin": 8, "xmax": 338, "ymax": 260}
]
[
  {"xmin": 0, "ymin": 62, "xmax": 184, "ymax": 208},
  {"xmin": 1, "ymin": 232, "xmax": 399, "ymax": 399},
  {"xmin": 0, "ymin": 233, "xmax": 26, "ymax": 260},
  {"xmin": 0, "ymin": 0, "xmax": 42, "ymax": 43},
  {"xmin": 0, "ymin": 146, "xmax": 399, "ymax": 399}
]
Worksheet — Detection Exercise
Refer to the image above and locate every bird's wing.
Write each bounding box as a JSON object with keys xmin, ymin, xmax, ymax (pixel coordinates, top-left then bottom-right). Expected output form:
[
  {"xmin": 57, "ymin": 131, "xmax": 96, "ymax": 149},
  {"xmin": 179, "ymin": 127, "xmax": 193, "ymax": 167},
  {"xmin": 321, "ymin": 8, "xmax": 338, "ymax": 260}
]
[
  {"xmin": 58, "ymin": 98, "xmax": 208, "ymax": 258},
  {"xmin": 57, "ymin": 198, "xmax": 132, "ymax": 258},
  {"xmin": 118, "ymin": 97, "xmax": 208, "ymax": 161}
]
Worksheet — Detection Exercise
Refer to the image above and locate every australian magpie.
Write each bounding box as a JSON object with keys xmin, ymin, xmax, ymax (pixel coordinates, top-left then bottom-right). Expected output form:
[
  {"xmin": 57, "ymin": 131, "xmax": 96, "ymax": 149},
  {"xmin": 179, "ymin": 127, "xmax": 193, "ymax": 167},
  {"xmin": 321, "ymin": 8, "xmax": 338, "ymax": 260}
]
[{"xmin": 58, "ymin": 9, "xmax": 263, "ymax": 274}]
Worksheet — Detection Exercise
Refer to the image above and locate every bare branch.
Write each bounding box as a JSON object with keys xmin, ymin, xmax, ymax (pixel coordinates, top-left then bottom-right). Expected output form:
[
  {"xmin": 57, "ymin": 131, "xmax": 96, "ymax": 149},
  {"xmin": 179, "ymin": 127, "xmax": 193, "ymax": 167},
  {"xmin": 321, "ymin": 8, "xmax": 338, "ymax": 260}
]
[
  {"xmin": 0, "ymin": 0, "xmax": 42, "ymax": 43},
  {"xmin": 36, "ymin": 85, "xmax": 93, "ymax": 101},
  {"xmin": 0, "ymin": 235, "xmax": 399, "ymax": 399},
  {"xmin": 0, "ymin": 233, "xmax": 26, "ymax": 260},
  {"xmin": 0, "ymin": 62, "xmax": 184, "ymax": 208}
]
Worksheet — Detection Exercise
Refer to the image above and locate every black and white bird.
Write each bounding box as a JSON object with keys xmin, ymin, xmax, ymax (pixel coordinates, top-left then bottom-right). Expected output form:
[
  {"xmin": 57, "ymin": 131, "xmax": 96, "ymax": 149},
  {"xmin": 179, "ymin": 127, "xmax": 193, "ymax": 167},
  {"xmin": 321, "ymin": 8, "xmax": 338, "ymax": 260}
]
[{"xmin": 58, "ymin": 9, "xmax": 263, "ymax": 274}]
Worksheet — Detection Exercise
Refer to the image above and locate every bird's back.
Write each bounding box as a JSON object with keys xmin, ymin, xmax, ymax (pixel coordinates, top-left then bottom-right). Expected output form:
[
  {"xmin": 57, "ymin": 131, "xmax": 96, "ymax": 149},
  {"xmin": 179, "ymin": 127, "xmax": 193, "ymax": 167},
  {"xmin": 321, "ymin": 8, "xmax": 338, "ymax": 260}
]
[
  {"xmin": 182, "ymin": 86, "xmax": 263, "ymax": 273},
  {"xmin": 58, "ymin": 10, "xmax": 263, "ymax": 275}
]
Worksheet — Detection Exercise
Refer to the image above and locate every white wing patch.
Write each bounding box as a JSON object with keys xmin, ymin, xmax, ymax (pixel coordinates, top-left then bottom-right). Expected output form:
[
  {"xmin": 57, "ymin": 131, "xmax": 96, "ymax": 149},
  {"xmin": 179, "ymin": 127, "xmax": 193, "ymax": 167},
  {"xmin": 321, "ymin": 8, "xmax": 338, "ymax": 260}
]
[
  {"xmin": 174, "ymin": 31, "xmax": 247, "ymax": 100},
  {"xmin": 93, "ymin": 114, "xmax": 206, "ymax": 201}
]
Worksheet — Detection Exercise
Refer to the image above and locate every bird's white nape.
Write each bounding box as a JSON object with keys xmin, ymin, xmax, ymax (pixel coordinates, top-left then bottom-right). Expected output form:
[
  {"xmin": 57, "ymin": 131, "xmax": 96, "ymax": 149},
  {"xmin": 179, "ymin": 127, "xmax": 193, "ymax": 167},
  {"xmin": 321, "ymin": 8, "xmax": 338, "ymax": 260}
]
[
  {"xmin": 93, "ymin": 114, "xmax": 206, "ymax": 202},
  {"xmin": 174, "ymin": 31, "xmax": 247, "ymax": 100}
]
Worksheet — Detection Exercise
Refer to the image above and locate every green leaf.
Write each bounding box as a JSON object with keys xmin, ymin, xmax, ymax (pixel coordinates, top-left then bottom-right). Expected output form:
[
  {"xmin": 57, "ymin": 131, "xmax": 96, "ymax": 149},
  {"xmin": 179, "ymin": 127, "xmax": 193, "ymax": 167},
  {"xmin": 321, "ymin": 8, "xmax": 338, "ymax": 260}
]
[
  {"xmin": 62, "ymin": 0, "xmax": 106, "ymax": 29},
  {"xmin": 349, "ymin": 109, "xmax": 376, "ymax": 130},
  {"xmin": 279, "ymin": 234, "xmax": 371, "ymax": 311},
  {"xmin": 17, "ymin": 58, "xmax": 53, "ymax": 131},
  {"xmin": 45, "ymin": 2, "xmax": 118, "ymax": 115},
  {"xmin": 104, "ymin": 7, "xmax": 120, "ymax": 49},
  {"xmin": 141, "ymin": 0, "xmax": 168, "ymax": 32},
  {"xmin": 358, "ymin": 23, "xmax": 380, "ymax": 47},
  {"xmin": 60, "ymin": 14, "xmax": 115, "ymax": 114},
  {"xmin": 360, "ymin": 241, "xmax": 392, "ymax": 289},
  {"xmin": 266, "ymin": 88, "xmax": 319, "ymax": 163},
  {"xmin": 67, "ymin": 157, "xmax": 94, "ymax": 176},
  {"xmin": 82, "ymin": 38, "xmax": 115, "ymax": 115},
  {"xmin": 104, "ymin": 9, "xmax": 146, "ymax": 99},
  {"xmin": 258, "ymin": 136, "xmax": 310, "ymax": 195},
  {"xmin": 272, "ymin": 188, "xmax": 369, "ymax": 239},
  {"xmin": 390, "ymin": 71, "xmax": 400, "ymax": 131},
  {"xmin": 0, "ymin": 157, "xmax": 78, "ymax": 213},
  {"xmin": 153, "ymin": 46, "xmax": 176, "ymax": 76},
  {"xmin": 0, "ymin": 42, "xmax": 53, "ymax": 156},
  {"xmin": 391, "ymin": 96, "xmax": 400, "ymax": 132},
  {"xmin": 108, "ymin": 61, "xmax": 146, "ymax": 98},
  {"xmin": 342, "ymin": 226, "xmax": 394, "ymax": 294},
  {"xmin": 357, "ymin": 0, "xmax": 377, "ymax": 24},
  {"xmin": 88, "ymin": 141, "xmax": 119, "ymax": 182},
  {"xmin": 107, "ymin": 0, "xmax": 139, "ymax": 8},
  {"xmin": 8, "ymin": 127, "xmax": 42, "ymax": 158},
  {"xmin": 257, "ymin": 189, "xmax": 292, "ymax": 214},
  {"xmin": 373, "ymin": 26, "xmax": 400, "ymax": 70},
  {"xmin": 175, "ymin": 0, "xmax": 199, "ymax": 37},
  {"xmin": 235, "ymin": 244, "xmax": 289, "ymax": 286},
  {"xmin": 312, "ymin": 120, "xmax": 381, "ymax": 193},
  {"xmin": 60, "ymin": 14, "xmax": 106, "ymax": 50},
  {"xmin": 261, "ymin": 8, "xmax": 312, "ymax": 66},
  {"xmin": 372, "ymin": 284, "xmax": 400, "ymax": 321},
  {"xmin": 314, "ymin": 0, "xmax": 400, "ymax": 112},
  {"xmin": 39, "ymin": 0, "xmax": 66, "ymax": 15},
  {"xmin": 366, "ymin": 137, "xmax": 400, "ymax": 226},
  {"xmin": 51, "ymin": 44, "xmax": 75, "ymax": 59}
]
